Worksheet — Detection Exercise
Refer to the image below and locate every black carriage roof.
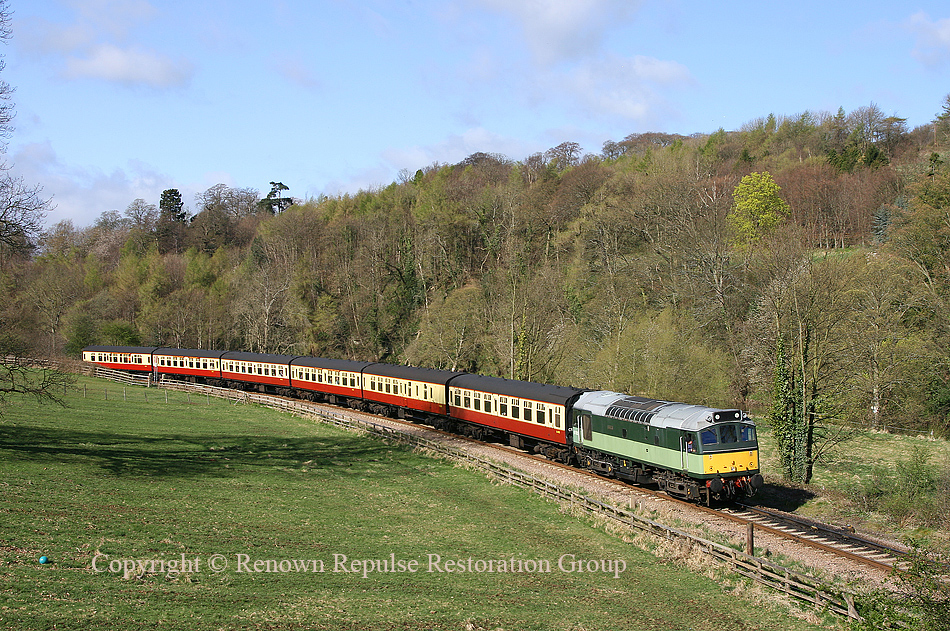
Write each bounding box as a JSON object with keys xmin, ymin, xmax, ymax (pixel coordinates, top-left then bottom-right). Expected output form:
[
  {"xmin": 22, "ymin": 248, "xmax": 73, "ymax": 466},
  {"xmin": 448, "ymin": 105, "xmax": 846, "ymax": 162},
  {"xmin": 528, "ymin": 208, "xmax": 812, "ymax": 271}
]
[
  {"xmin": 449, "ymin": 373, "xmax": 586, "ymax": 406},
  {"xmin": 290, "ymin": 356, "xmax": 375, "ymax": 372},
  {"xmin": 155, "ymin": 348, "xmax": 226, "ymax": 358},
  {"xmin": 363, "ymin": 363, "xmax": 467, "ymax": 385},
  {"xmin": 220, "ymin": 351, "xmax": 298, "ymax": 363},
  {"xmin": 83, "ymin": 345, "xmax": 159, "ymax": 354}
]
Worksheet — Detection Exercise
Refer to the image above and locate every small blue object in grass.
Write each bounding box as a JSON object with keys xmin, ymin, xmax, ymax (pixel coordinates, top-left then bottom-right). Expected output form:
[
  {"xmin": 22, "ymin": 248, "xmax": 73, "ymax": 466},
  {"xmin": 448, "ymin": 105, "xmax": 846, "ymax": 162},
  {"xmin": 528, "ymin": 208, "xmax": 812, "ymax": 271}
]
[{"xmin": 39, "ymin": 556, "xmax": 49, "ymax": 564}]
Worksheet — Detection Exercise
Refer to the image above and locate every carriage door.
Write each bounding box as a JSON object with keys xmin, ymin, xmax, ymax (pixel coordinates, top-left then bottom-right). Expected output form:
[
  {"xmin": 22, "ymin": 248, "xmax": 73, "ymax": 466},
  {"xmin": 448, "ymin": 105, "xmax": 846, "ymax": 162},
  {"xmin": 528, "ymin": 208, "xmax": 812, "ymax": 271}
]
[
  {"xmin": 572, "ymin": 412, "xmax": 592, "ymax": 446},
  {"xmin": 679, "ymin": 432, "xmax": 694, "ymax": 472}
]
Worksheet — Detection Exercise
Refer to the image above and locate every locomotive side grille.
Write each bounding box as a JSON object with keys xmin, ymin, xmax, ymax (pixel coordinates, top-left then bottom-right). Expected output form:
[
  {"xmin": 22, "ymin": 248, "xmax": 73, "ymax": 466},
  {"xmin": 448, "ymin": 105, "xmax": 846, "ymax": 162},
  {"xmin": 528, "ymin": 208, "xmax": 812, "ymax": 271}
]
[{"xmin": 604, "ymin": 396, "xmax": 667, "ymax": 424}]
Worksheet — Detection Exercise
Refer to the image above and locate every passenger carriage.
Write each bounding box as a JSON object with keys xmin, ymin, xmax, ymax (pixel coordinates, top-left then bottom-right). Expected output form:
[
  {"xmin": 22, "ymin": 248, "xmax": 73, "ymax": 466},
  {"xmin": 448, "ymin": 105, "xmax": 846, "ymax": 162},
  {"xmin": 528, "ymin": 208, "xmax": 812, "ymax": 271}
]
[
  {"xmin": 447, "ymin": 373, "xmax": 585, "ymax": 458},
  {"xmin": 361, "ymin": 364, "xmax": 465, "ymax": 417},
  {"xmin": 220, "ymin": 351, "xmax": 294, "ymax": 390},
  {"xmin": 81, "ymin": 345, "xmax": 763, "ymax": 503},
  {"xmin": 289, "ymin": 357, "xmax": 372, "ymax": 403},
  {"xmin": 81, "ymin": 346, "xmax": 157, "ymax": 373},
  {"xmin": 153, "ymin": 348, "xmax": 225, "ymax": 382}
]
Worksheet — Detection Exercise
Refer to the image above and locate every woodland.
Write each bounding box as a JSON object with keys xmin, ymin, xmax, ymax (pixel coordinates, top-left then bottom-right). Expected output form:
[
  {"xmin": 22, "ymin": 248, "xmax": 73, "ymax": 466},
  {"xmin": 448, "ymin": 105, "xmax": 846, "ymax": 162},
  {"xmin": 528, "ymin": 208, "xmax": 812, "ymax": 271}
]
[{"xmin": 4, "ymin": 98, "xmax": 950, "ymax": 484}]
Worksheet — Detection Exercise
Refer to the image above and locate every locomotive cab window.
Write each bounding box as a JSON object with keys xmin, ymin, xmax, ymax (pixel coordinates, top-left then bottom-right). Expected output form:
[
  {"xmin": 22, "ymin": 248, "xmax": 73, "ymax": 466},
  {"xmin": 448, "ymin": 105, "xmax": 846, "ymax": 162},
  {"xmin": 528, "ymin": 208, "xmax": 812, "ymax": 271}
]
[
  {"xmin": 720, "ymin": 424, "xmax": 738, "ymax": 444},
  {"xmin": 739, "ymin": 425, "xmax": 756, "ymax": 442},
  {"xmin": 700, "ymin": 429, "xmax": 718, "ymax": 445}
]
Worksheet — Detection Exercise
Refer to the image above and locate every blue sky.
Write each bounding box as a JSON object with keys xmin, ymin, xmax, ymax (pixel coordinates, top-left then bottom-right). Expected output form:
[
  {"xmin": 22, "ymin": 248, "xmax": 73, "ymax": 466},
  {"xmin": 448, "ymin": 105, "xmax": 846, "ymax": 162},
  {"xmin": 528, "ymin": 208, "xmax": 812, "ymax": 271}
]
[{"xmin": 6, "ymin": 0, "xmax": 950, "ymax": 228}]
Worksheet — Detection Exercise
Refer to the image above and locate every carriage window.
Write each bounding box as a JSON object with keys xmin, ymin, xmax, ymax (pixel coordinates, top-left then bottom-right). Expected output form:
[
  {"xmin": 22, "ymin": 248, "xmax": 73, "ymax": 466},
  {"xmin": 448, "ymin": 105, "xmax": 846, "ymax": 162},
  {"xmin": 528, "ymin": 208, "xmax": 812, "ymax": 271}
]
[
  {"xmin": 536, "ymin": 409, "xmax": 545, "ymax": 424},
  {"xmin": 720, "ymin": 424, "xmax": 738, "ymax": 444},
  {"xmin": 511, "ymin": 406, "xmax": 519, "ymax": 419},
  {"xmin": 523, "ymin": 407, "xmax": 531, "ymax": 422},
  {"xmin": 500, "ymin": 402, "xmax": 508, "ymax": 416},
  {"xmin": 463, "ymin": 395, "xmax": 471, "ymax": 408},
  {"xmin": 555, "ymin": 411, "xmax": 561, "ymax": 429},
  {"xmin": 474, "ymin": 398, "xmax": 480, "ymax": 411},
  {"xmin": 701, "ymin": 429, "xmax": 718, "ymax": 445}
]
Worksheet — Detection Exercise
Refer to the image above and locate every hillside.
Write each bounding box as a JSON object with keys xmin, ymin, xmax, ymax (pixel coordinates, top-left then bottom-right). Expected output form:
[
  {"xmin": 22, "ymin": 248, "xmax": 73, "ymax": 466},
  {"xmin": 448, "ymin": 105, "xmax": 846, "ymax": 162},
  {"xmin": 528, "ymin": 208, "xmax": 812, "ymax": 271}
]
[{"xmin": 3, "ymin": 102, "xmax": 950, "ymax": 525}]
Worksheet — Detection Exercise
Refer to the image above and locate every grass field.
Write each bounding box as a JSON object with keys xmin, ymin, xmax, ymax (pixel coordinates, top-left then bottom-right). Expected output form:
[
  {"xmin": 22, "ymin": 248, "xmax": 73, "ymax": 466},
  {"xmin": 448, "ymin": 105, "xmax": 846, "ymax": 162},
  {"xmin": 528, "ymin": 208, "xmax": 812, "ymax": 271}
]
[
  {"xmin": 0, "ymin": 376, "xmax": 829, "ymax": 630},
  {"xmin": 754, "ymin": 413, "xmax": 950, "ymax": 549}
]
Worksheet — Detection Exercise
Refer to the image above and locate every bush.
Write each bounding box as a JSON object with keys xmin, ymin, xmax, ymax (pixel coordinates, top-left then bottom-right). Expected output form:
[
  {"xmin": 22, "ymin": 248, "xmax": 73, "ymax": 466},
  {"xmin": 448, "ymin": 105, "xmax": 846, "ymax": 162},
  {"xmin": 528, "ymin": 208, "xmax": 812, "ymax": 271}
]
[{"xmin": 852, "ymin": 446, "xmax": 948, "ymax": 527}]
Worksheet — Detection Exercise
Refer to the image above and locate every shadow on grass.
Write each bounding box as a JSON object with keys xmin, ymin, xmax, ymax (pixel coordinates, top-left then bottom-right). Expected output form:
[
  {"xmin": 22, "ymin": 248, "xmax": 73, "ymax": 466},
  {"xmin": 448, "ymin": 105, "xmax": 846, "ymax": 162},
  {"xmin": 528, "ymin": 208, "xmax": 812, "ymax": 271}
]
[{"xmin": 0, "ymin": 424, "xmax": 402, "ymax": 479}]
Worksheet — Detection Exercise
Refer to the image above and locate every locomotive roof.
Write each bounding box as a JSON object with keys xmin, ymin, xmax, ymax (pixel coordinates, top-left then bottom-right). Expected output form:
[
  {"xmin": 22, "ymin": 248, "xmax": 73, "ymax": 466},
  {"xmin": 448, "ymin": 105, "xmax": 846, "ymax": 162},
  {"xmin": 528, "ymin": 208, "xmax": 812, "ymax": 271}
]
[
  {"xmin": 154, "ymin": 348, "xmax": 226, "ymax": 358},
  {"xmin": 220, "ymin": 351, "xmax": 298, "ymax": 364},
  {"xmin": 290, "ymin": 356, "xmax": 375, "ymax": 372},
  {"xmin": 575, "ymin": 391, "xmax": 750, "ymax": 431},
  {"xmin": 363, "ymin": 363, "xmax": 467, "ymax": 385},
  {"xmin": 83, "ymin": 345, "xmax": 160, "ymax": 353},
  {"xmin": 449, "ymin": 373, "xmax": 586, "ymax": 406}
]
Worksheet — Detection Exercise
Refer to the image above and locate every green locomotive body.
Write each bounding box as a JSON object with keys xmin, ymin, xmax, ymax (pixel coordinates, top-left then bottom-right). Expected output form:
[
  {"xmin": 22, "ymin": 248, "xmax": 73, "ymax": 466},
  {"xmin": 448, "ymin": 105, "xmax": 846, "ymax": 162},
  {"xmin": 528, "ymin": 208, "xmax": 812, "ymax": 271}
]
[{"xmin": 571, "ymin": 391, "xmax": 763, "ymax": 504}]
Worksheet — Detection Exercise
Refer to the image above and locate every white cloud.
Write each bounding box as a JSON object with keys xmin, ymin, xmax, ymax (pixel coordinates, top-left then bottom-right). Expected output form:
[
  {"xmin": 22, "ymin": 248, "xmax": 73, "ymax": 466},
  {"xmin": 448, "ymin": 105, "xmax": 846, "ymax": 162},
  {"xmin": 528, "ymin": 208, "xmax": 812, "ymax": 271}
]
[
  {"xmin": 8, "ymin": 140, "xmax": 179, "ymax": 228},
  {"xmin": 67, "ymin": 0, "xmax": 159, "ymax": 39},
  {"xmin": 17, "ymin": 0, "xmax": 193, "ymax": 89},
  {"xmin": 383, "ymin": 127, "xmax": 536, "ymax": 172},
  {"xmin": 560, "ymin": 54, "xmax": 694, "ymax": 122},
  {"xmin": 907, "ymin": 11, "xmax": 950, "ymax": 67},
  {"xmin": 476, "ymin": 0, "xmax": 642, "ymax": 65},
  {"xmin": 64, "ymin": 44, "xmax": 193, "ymax": 88},
  {"xmin": 272, "ymin": 53, "xmax": 322, "ymax": 91}
]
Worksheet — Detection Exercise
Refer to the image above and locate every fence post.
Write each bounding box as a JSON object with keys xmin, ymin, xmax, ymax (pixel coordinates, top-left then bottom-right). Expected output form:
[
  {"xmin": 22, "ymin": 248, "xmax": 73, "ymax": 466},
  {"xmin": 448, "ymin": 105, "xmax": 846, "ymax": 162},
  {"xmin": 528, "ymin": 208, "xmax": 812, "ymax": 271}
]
[{"xmin": 746, "ymin": 523, "xmax": 754, "ymax": 556}]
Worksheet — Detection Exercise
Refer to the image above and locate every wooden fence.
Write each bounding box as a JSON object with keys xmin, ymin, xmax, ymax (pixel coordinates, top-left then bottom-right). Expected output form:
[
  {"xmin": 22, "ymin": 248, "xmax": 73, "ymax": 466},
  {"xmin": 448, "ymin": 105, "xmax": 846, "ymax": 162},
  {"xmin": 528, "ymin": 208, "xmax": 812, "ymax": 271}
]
[
  {"xmin": 1, "ymin": 358, "xmax": 869, "ymax": 619},
  {"xmin": 150, "ymin": 377, "xmax": 861, "ymax": 620}
]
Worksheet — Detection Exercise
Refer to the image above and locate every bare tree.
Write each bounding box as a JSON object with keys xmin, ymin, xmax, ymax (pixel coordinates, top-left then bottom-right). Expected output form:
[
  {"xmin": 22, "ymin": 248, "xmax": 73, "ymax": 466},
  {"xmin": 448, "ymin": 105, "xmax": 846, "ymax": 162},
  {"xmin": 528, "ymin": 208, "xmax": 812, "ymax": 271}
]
[
  {"xmin": 0, "ymin": 0, "xmax": 13, "ymax": 151},
  {"xmin": 0, "ymin": 173, "xmax": 50, "ymax": 259}
]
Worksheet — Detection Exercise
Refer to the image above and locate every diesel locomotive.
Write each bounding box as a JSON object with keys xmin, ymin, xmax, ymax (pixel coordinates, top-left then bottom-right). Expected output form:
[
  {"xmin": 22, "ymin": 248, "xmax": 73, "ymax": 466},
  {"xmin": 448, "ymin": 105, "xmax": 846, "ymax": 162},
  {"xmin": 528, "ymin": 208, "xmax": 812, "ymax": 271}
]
[{"xmin": 82, "ymin": 345, "xmax": 763, "ymax": 505}]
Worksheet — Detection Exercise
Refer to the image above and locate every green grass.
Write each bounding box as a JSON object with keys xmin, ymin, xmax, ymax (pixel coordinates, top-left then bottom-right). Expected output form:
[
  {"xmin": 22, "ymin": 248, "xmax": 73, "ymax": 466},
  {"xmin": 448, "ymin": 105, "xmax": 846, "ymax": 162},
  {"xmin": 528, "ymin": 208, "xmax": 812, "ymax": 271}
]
[
  {"xmin": 754, "ymin": 418, "xmax": 950, "ymax": 548},
  {"xmin": 0, "ymin": 376, "xmax": 828, "ymax": 630}
]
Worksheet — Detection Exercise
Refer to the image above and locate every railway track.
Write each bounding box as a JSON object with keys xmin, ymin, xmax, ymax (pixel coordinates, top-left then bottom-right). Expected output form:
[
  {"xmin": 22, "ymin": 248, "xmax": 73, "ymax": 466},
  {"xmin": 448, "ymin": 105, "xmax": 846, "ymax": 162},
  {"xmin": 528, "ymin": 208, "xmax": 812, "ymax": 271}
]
[
  {"xmin": 307, "ymin": 398, "xmax": 907, "ymax": 574},
  {"xmin": 159, "ymin": 377, "xmax": 907, "ymax": 576},
  {"xmin": 397, "ymin": 417, "xmax": 913, "ymax": 574},
  {"xmin": 726, "ymin": 503, "xmax": 911, "ymax": 571}
]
